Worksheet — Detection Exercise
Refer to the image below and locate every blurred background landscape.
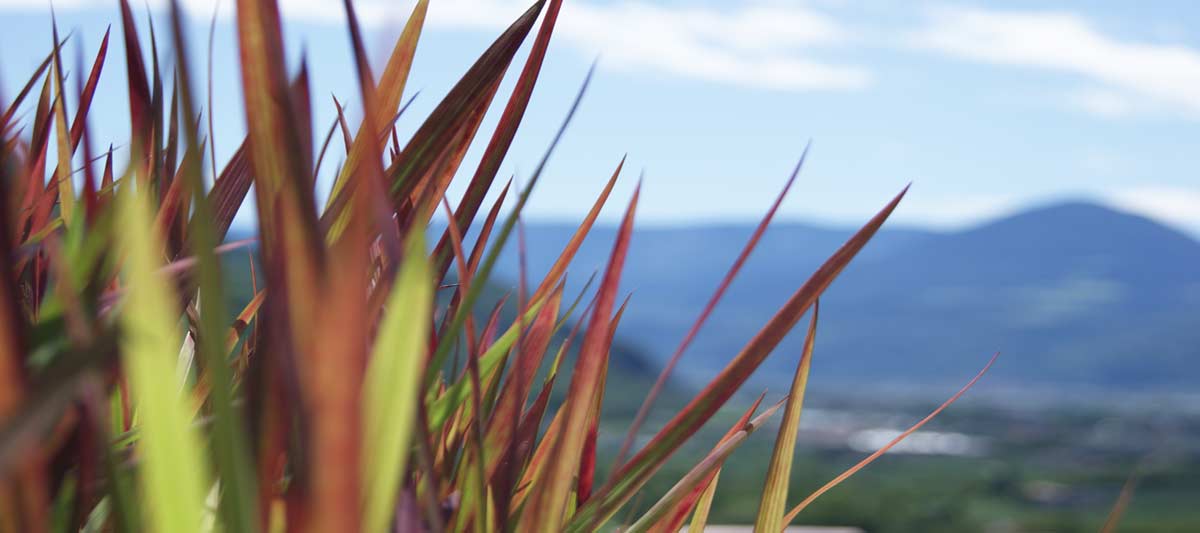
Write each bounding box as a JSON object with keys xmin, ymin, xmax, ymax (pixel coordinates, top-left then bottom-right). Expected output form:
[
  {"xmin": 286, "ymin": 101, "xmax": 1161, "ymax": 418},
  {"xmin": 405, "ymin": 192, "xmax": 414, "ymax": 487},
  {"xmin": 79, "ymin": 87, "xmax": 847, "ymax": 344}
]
[{"xmin": 5, "ymin": 0, "xmax": 1199, "ymax": 530}]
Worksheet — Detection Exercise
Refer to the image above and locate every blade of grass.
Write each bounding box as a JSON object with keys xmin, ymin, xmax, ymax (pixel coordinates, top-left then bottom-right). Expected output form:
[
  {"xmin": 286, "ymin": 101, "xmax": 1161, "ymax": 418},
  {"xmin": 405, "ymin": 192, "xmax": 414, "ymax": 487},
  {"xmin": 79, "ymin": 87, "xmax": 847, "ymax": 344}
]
[
  {"xmin": 117, "ymin": 0, "xmax": 152, "ymax": 177},
  {"xmin": 434, "ymin": 0, "xmax": 563, "ymax": 277},
  {"xmin": 754, "ymin": 302, "xmax": 819, "ymax": 532},
  {"xmin": 521, "ymin": 183, "xmax": 639, "ymax": 532},
  {"xmin": 67, "ymin": 28, "xmax": 109, "ymax": 152},
  {"xmin": 0, "ymin": 120, "xmax": 50, "ymax": 533},
  {"xmin": 482, "ymin": 285, "xmax": 563, "ymax": 476},
  {"xmin": 115, "ymin": 183, "xmax": 210, "ymax": 533},
  {"xmin": 167, "ymin": 3, "xmax": 261, "ymax": 531},
  {"xmin": 576, "ymin": 294, "xmax": 633, "ymax": 507},
  {"xmin": 363, "ymin": 230, "xmax": 432, "ymax": 533},
  {"xmin": 526, "ymin": 157, "xmax": 622, "ymax": 307},
  {"xmin": 324, "ymin": 0, "xmax": 427, "ymax": 206},
  {"xmin": 422, "ymin": 62, "xmax": 594, "ymax": 391},
  {"xmin": 0, "ymin": 46, "xmax": 57, "ymax": 130},
  {"xmin": 427, "ymin": 296, "xmax": 551, "ymax": 433},
  {"xmin": 235, "ymin": 0, "xmax": 320, "ymax": 252},
  {"xmin": 203, "ymin": 140, "xmax": 252, "ymax": 242},
  {"xmin": 615, "ymin": 144, "xmax": 808, "ymax": 468},
  {"xmin": 567, "ymin": 185, "xmax": 909, "ymax": 531},
  {"xmin": 780, "ymin": 351, "xmax": 1001, "ymax": 527},
  {"xmin": 1100, "ymin": 462, "xmax": 1143, "ymax": 533},
  {"xmin": 626, "ymin": 398, "xmax": 787, "ymax": 533},
  {"xmin": 653, "ymin": 393, "xmax": 767, "ymax": 533},
  {"xmin": 687, "ymin": 471, "xmax": 719, "ymax": 533},
  {"xmin": 49, "ymin": 17, "xmax": 76, "ymax": 224},
  {"xmin": 325, "ymin": 0, "xmax": 543, "ymax": 240}
]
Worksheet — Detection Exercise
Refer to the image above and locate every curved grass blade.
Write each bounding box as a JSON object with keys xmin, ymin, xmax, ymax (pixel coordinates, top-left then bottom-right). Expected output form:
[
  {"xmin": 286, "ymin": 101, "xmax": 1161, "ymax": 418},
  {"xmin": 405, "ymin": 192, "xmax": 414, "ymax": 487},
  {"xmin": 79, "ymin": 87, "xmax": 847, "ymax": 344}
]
[
  {"xmin": 626, "ymin": 398, "xmax": 786, "ymax": 533},
  {"xmin": 325, "ymin": 0, "xmax": 542, "ymax": 239},
  {"xmin": 655, "ymin": 393, "xmax": 766, "ymax": 533},
  {"xmin": 781, "ymin": 351, "xmax": 1001, "ymax": 527},
  {"xmin": 686, "ymin": 465, "xmax": 719, "ymax": 533},
  {"xmin": 754, "ymin": 302, "xmax": 818, "ymax": 532},
  {"xmin": 615, "ymin": 144, "xmax": 808, "ymax": 468},
  {"xmin": 1100, "ymin": 462, "xmax": 1144, "ymax": 533},
  {"xmin": 0, "ymin": 43, "xmax": 58, "ymax": 129},
  {"xmin": 567, "ymin": 185, "xmax": 909, "ymax": 531}
]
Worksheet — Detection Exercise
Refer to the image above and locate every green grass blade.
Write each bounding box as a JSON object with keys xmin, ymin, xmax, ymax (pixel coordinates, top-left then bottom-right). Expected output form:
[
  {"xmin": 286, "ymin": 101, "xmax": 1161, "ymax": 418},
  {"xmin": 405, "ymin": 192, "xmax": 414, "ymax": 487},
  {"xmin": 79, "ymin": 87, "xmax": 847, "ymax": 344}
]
[
  {"xmin": 116, "ymin": 185, "xmax": 210, "ymax": 533},
  {"xmin": 363, "ymin": 230, "xmax": 433, "ymax": 533},
  {"xmin": 688, "ymin": 472, "xmax": 719, "ymax": 533},
  {"xmin": 754, "ymin": 303, "xmax": 819, "ymax": 532},
  {"xmin": 167, "ymin": 2, "xmax": 261, "ymax": 531}
]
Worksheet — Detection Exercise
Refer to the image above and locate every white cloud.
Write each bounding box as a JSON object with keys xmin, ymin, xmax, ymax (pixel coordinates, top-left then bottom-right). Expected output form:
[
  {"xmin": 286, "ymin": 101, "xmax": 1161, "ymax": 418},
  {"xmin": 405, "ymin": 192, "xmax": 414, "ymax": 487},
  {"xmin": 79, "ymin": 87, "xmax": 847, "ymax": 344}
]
[
  {"xmin": 1104, "ymin": 186, "xmax": 1200, "ymax": 235},
  {"xmin": 910, "ymin": 7, "xmax": 1200, "ymax": 119},
  {"xmin": 555, "ymin": 1, "xmax": 870, "ymax": 91},
  {"xmin": 0, "ymin": 0, "xmax": 871, "ymax": 92},
  {"xmin": 1068, "ymin": 87, "xmax": 1141, "ymax": 119},
  {"xmin": 423, "ymin": 0, "xmax": 871, "ymax": 91}
]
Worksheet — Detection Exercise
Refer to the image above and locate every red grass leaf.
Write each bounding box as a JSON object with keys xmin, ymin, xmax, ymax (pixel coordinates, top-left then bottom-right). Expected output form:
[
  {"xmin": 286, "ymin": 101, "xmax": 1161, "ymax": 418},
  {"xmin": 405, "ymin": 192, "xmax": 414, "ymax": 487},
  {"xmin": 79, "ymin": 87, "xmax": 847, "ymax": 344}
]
[
  {"xmin": 615, "ymin": 145, "xmax": 808, "ymax": 467},
  {"xmin": 433, "ymin": 0, "xmax": 562, "ymax": 271},
  {"xmin": 651, "ymin": 393, "xmax": 766, "ymax": 533},
  {"xmin": 567, "ymin": 185, "xmax": 909, "ymax": 531},
  {"xmin": 117, "ymin": 0, "xmax": 152, "ymax": 164},
  {"xmin": 384, "ymin": 0, "xmax": 542, "ymax": 199},
  {"xmin": 521, "ymin": 183, "xmax": 640, "ymax": 531}
]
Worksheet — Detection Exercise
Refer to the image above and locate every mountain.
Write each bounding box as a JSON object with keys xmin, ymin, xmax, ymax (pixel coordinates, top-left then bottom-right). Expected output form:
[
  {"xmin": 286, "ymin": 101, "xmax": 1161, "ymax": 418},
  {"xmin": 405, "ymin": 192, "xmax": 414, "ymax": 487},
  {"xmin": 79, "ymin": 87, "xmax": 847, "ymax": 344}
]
[{"xmin": 489, "ymin": 201, "xmax": 1200, "ymax": 391}]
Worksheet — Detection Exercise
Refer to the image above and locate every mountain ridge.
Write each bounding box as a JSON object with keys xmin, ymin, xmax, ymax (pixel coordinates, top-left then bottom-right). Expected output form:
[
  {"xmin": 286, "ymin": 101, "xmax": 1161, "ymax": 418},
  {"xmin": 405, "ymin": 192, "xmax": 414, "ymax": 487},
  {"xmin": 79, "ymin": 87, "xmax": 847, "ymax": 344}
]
[{"xmin": 488, "ymin": 199, "xmax": 1200, "ymax": 391}]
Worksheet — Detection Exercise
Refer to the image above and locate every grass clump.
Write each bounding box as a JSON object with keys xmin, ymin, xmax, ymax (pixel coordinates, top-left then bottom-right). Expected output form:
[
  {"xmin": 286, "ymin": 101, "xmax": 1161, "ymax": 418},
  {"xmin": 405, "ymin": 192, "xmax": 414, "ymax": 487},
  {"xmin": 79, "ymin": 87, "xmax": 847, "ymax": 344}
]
[{"xmin": 0, "ymin": 0, "xmax": 995, "ymax": 531}]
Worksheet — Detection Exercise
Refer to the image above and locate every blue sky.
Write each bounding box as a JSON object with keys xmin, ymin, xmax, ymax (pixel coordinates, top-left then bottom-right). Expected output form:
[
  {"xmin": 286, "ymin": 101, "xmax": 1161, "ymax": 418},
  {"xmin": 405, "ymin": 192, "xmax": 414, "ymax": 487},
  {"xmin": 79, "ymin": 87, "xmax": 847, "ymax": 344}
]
[{"xmin": 2, "ymin": 0, "xmax": 1198, "ymax": 235}]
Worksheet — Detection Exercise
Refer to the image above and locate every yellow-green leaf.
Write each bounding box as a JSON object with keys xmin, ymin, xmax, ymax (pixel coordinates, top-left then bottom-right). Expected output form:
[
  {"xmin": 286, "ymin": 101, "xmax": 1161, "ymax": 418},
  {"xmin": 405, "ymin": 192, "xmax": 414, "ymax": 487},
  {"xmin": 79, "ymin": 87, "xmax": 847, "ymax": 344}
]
[
  {"xmin": 689, "ymin": 472, "xmax": 720, "ymax": 533},
  {"xmin": 116, "ymin": 185, "xmax": 210, "ymax": 533},
  {"xmin": 754, "ymin": 303, "xmax": 819, "ymax": 532},
  {"xmin": 362, "ymin": 229, "xmax": 432, "ymax": 533}
]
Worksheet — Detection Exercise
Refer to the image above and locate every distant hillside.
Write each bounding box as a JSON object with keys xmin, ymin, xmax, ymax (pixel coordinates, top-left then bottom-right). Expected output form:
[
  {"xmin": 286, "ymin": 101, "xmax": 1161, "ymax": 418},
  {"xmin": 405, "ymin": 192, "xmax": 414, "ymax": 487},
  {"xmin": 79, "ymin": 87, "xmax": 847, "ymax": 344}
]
[{"xmin": 489, "ymin": 201, "xmax": 1200, "ymax": 391}]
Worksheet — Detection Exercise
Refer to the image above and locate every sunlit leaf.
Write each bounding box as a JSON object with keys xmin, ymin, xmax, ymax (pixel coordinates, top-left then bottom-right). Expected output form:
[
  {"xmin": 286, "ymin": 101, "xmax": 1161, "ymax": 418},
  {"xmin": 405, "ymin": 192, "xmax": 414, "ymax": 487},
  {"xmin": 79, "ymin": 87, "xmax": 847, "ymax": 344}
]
[
  {"xmin": 363, "ymin": 230, "xmax": 432, "ymax": 533},
  {"xmin": 754, "ymin": 303, "xmax": 819, "ymax": 532},
  {"xmin": 115, "ymin": 185, "xmax": 210, "ymax": 533}
]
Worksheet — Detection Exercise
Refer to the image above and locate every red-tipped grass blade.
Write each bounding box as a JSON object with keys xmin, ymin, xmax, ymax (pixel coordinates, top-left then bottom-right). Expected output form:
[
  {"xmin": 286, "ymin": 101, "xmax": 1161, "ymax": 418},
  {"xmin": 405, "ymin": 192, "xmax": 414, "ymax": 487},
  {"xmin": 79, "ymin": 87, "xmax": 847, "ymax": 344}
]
[
  {"xmin": 615, "ymin": 144, "xmax": 809, "ymax": 468},
  {"xmin": 433, "ymin": 0, "xmax": 563, "ymax": 276},
  {"xmin": 780, "ymin": 351, "xmax": 1001, "ymax": 528},
  {"xmin": 567, "ymin": 185, "xmax": 909, "ymax": 531},
  {"xmin": 520, "ymin": 183, "xmax": 640, "ymax": 532}
]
